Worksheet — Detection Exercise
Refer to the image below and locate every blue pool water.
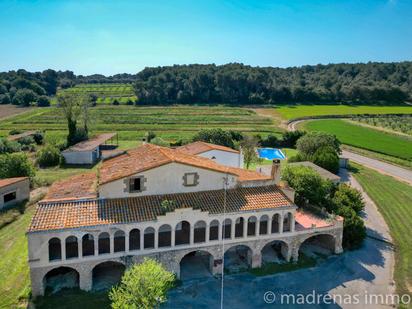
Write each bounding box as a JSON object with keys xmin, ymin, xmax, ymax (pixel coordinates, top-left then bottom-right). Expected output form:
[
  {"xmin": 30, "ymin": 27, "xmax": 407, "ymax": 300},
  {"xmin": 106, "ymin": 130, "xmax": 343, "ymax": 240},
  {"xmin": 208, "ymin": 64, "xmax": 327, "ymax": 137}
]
[{"xmin": 257, "ymin": 148, "xmax": 286, "ymax": 160}]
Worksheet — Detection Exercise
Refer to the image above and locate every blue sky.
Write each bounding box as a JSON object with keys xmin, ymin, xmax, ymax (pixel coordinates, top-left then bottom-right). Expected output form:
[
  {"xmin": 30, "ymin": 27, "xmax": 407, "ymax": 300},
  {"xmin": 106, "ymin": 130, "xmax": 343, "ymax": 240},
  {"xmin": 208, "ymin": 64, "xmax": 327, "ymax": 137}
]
[{"xmin": 0, "ymin": 0, "xmax": 411, "ymax": 75}]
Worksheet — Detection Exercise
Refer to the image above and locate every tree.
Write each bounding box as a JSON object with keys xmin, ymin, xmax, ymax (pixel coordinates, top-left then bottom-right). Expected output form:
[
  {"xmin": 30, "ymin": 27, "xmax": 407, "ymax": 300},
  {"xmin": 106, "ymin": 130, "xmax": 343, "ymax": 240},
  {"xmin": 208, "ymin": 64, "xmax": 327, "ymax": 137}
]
[
  {"xmin": 57, "ymin": 93, "xmax": 90, "ymax": 146},
  {"xmin": 282, "ymin": 165, "xmax": 331, "ymax": 207},
  {"xmin": 11, "ymin": 89, "xmax": 38, "ymax": 106},
  {"xmin": 312, "ymin": 146, "xmax": 340, "ymax": 174},
  {"xmin": 332, "ymin": 183, "xmax": 365, "ymax": 214},
  {"xmin": 296, "ymin": 132, "xmax": 341, "ymax": 157},
  {"xmin": 109, "ymin": 258, "xmax": 175, "ymax": 309},
  {"xmin": 144, "ymin": 131, "xmax": 156, "ymax": 143},
  {"xmin": 281, "ymin": 131, "xmax": 306, "ymax": 148},
  {"xmin": 335, "ymin": 206, "xmax": 366, "ymax": 249},
  {"xmin": 192, "ymin": 128, "xmax": 235, "ymax": 148},
  {"xmin": 37, "ymin": 95, "xmax": 50, "ymax": 107},
  {"xmin": 240, "ymin": 135, "xmax": 259, "ymax": 169},
  {"xmin": 0, "ymin": 153, "xmax": 35, "ymax": 180}
]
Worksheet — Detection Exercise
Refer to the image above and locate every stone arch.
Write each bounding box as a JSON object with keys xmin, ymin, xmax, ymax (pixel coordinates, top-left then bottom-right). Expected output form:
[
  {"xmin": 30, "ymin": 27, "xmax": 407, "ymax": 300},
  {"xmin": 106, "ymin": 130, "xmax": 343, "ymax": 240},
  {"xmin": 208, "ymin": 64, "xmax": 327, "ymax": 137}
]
[
  {"xmin": 129, "ymin": 228, "xmax": 140, "ymax": 250},
  {"xmin": 271, "ymin": 213, "xmax": 280, "ymax": 233},
  {"xmin": 259, "ymin": 215, "xmax": 269, "ymax": 235},
  {"xmin": 48, "ymin": 237, "xmax": 61, "ymax": 261},
  {"xmin": 114, "ymin": 230, "xmax": 125, "ymax": 252},
  {"xmin": 179, "ymin": 250, "xmax": 215, "ymax": 280},
  {"xmin": 222, "ymin": 218, "xmax": 232, "ymax": 239},
  {"xmin": 98, "ymin": 232, "xmax": 110, "ymax": 254},
  {"xmin": 158, "ymin": 224, "xmax": 172, "ymax": 248},
  {"xmin": 175, "ymin": 221, "xmax": 190, "ymax": 245},
  {"xmin": 144, "ymin": 227, "xmax": 155, "ymax": 249},
  {"xmin": 43, "ymin": 266, "xmax": 79, "ymax": 294},
  {"xmin": 235, "ymin": 217, "xmax": 244, "ymax": 238},
  {"xmin": 65, "ymin": 236, "xmax": 78, "ymax": 259},
  {"xmin": 283, "ymin": 212, "xmax": 293, "ymax": 232},
  {"xmin": 92, "ymin": 261, "xmax": 126, "ymax": 291},
  {"xmin": 194, "ymin": 220, "xmax": 206, "ymax": 243},
  {"xmin": 247, "ymin": 216, "xmax": 257, "ymax": 236},
  {"xmin": 209, "ymin": 219, "xmax": 219, "ymax": 241},
  {"xmin": 261, "ymin": 240, "xmax": 290, "ymax": 263},
  {"xmin": 82, "ymin": 234, "xmax": 94, "ymax": 257},
  {"xmin": 224, "ymin": 244, "xmax": 253, "ymax": 273},
  {"xmin": 298, "ymin": 233, "xmax": 337, "ymax": 258}
]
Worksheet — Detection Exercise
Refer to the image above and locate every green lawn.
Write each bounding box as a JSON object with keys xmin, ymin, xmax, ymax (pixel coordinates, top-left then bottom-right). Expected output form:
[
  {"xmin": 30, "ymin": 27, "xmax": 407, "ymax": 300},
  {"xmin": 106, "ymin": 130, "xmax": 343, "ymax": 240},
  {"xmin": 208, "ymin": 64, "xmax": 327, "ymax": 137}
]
[
  {"xmin": 303, "ymin": 119, "xmax": 412, "ymax": 161},
  {"xmin": 352, "ymin": 164, "xmax": 412, "ymax": 301},
  {"xmin": 0, "ymin": 206, "xmax": 34, "ymax": 308},
  {"xmin": 275, "ymin": 105, "xmax": 412, "ymax": 120},
  {"xmin": 0, "ymin": 105, "xmax": 281, "ymax": 144}
]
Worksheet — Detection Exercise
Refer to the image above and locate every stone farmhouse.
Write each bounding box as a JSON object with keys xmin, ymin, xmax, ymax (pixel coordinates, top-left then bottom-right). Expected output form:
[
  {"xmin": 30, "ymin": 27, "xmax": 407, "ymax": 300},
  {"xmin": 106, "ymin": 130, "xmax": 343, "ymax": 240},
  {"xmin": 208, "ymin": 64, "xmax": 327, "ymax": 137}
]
[{"xmin": 27, "ymin": 142, "xmax": 343, "ymax": 296}]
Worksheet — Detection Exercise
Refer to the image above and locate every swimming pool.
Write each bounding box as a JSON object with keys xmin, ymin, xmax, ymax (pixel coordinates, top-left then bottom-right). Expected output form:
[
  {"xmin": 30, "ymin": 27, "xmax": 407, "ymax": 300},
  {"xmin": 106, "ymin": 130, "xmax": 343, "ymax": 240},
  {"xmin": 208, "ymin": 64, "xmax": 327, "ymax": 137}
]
[{"xmin": 257, "ymin": 148, "xmax": 286, "ymax": 160}]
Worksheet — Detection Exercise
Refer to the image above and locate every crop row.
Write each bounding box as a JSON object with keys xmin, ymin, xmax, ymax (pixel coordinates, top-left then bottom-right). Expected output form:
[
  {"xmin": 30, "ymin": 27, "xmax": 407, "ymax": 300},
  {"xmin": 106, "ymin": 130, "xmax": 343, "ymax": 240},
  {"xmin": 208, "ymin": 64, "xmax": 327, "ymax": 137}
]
[{"xmin": 351, "ymin": 115, "xmax": 412, "ymax": 135}]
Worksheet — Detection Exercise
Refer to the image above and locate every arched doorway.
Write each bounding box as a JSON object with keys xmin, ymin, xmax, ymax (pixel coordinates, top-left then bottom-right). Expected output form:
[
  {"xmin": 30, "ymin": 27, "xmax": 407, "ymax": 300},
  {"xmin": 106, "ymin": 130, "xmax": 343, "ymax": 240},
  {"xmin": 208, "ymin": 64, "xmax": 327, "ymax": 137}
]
[
  {"xmin": 271, "ymin": 214, "xmax": 280, "ymax": 233},
  {"xmin": 158, "ymin": 224, "xmax": 172, "ymax": 247},
  {"xmin": 129, "ymin": 229, "xmax": 140, "ymax": 251},
  {"xmin": 113, "ymin": 230, "xmax": 125, "ymax": 252},
  {"xmin": 175, "ymin": 221, "xmax": 190, "ymax": 245},
  {"xmin": 65, "ymin": 236, "xmax": 78, "ymax": 259},
  {"xmin": 194, "ymin": 221, "xmax": 206, "ymax": 243},
  {"xmin": 92, "ymin": 261, "xmax": 125, "ymax": 291},
  {"xmin": 222, "ymin": 218, "xmax": 232, "ymax": 239},
  {"xmin": 235, "ymin": 217, "xmax": 244, "ymax": 238},
  {"xmin": 299, "ymin": 234, "xmax": 336, "ymax": 259},
  {"xmin": 283, "ymin": 212, "xmax": 293, "ymax": 232},
  {"xmin": 43, "ymin": 267, "xmax": 79, "ymax": 294},
  {"xmin": 224, "ymin": 245, "xmax": 252, "ymax": 273},
  {"xmin": 98, "ymin": 232, "xmax": 110, "ymax": 254},
  {"xmin": 209, "ymin": 220, "xmax": 219, "ymax": 241},
  {"xmin": 144, "ymin": 227, "xmax": 155, "ymax": 249},
  {"xmin": 261, "ymin": 240, "xmax": 289, "ymax": 264},
  {"xmin": 82, "ymin": 234, "xmax": 94, "ymax": 256},
  {"xmin": 180, "ymin": 250, "xmax": 214, "ymax": 280},
  {"xmin": 247, "ymin": 216, "xmax": 257, "ymax": 236},
  {"xmin": 48, "ymin": 238, "xmax": 61, "ymax": 261}
]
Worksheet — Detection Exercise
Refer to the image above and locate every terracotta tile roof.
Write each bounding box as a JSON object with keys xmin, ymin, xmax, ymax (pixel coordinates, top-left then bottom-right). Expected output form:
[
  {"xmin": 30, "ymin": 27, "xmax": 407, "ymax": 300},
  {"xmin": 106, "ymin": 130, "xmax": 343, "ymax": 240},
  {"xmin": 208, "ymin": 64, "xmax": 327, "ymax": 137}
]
[
  {"xmin": 0, "ymin": 177, "xmax": 28, "ymax": 188},
  {"xmin": 43, "ymin": 172, "xmax": 97, "ymax": 202},
  {"xmin": 63, "ymin": 133, "xmax": 117, "ymax": 152},
  {"xmin": 28, "ymin": 185, "xmax": 293, "ymax": 232},
  {"xmin": 177, "ymin": 141, "xmax": 239, "ymax": 155},
  {"xmin": 100, "ymin": 143, "xmax": 263, "ymax": 185}
]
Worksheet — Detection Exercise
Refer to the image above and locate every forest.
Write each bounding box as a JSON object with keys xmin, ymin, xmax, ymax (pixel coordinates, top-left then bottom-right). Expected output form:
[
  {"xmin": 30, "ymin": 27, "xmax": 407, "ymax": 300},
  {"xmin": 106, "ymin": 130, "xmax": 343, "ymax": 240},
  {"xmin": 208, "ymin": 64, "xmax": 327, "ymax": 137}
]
[{"xmin": 1, "ymin": 61, "xmax": 411, "ymax": 106}]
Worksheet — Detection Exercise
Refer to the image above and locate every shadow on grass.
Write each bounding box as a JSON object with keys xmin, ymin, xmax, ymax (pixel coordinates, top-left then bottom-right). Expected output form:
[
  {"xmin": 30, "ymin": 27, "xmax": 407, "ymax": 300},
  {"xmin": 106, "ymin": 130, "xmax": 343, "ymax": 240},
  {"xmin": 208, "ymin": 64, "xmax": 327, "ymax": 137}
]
[{"xmin": 250, "ymin": 254, "xmax": 318, "ymax": 276}]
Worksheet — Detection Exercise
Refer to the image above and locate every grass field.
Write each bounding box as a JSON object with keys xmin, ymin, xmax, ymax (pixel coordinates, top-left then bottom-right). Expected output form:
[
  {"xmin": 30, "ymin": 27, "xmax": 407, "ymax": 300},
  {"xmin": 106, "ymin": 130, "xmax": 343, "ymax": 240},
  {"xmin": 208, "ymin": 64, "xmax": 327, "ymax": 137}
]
[
  {"xmin": 275, "ymin": 105, "xmax": 412, "ymax": 120},
  {"xmin": 352, "ymin": 163, "xmax": 412, "ymax": 301},
  {"xmin": 303, "ymin": 119, "xmax": 412, "ymax": 161},
  {"xmin": 0, "ymin": 105, "xmax": 281, "ymax": 145},
  {"xmin": 55, "ymin": 83, "xmax": 137, "ymax": 105}
]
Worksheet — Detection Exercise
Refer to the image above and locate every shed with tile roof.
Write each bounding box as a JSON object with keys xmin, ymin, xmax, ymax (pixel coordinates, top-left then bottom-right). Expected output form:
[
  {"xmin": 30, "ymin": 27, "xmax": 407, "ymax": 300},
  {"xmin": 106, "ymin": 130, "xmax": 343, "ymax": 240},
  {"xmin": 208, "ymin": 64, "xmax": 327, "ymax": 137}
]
[{"xmin": 0, "ymin": 177, "xmax": 30, "ymax": 209}]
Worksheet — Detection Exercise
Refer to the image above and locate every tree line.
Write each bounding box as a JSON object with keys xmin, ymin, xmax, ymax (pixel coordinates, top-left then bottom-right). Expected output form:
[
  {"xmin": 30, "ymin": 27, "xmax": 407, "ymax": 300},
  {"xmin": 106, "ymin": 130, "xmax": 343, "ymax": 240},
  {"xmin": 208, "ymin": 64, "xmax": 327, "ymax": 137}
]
[
  {"xmin": 2, "ymin": 61, "xmax": 411, "ymax": 106},
  {"xmin": 133, "ymin": 62, "xmax": 412, "ymax": 105}
]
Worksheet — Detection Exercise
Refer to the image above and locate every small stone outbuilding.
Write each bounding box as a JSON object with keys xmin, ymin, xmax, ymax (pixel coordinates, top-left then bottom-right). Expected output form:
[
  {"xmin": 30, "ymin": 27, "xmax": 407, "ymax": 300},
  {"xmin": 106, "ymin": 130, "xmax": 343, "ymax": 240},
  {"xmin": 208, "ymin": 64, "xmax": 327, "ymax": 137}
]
[{"xmin": 0, "ymin": 177, "xmax": 30, "ymax": 209}]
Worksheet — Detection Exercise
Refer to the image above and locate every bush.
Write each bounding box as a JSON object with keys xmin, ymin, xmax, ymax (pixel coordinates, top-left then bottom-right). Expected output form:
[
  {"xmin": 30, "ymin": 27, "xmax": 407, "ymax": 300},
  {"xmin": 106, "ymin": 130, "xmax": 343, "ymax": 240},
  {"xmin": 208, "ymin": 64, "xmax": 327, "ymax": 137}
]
[
  {"xmin": 17, "ymin": 136, "xmax": 35, "ymax": 146},
  {"xmin": 296, "ymin": 131, "xmax": 341, "ymax": 156},
  {"xmin": 260, "ymin": 134, "xmax": 279, "ymax": 147},
  {"xmin": 312, "ymin": 146, "xmax": 340, "ymax": 174},
  {"xmin": 32, "ymin": 132, "xmax": 44, "ymax": 145},
  {"xmin": 193, "ymin": 128, "xmax": 235, "ymax": 148},
  {"xmin": 0, "ymin": 138, "xmax": 21, "ymax": 154},
  {"xmin": 150, "ymin": 137, "xmax": 169, "ymax": 147},
  {"xmin": 332, "ymin": 184, "xmax": 365, "ymax": 214},
  {"xmin": 36, "ymin": 145, "xmax": 61, "ymax": 167},
  {"xmin": 281, "ymin": 130, "xmax": 306, "ymax": 148},
  {"xmin": 144, "ymin": 131, "xmax": 156, "ymax": 143},
  {"xmin": 37, "ymin": 95, "xmax": 50, "ymax": 107},
  {"xmin": 9, "ymin": 129, "xmax": 22, "ymax": 135},
  {"xmin": 11, "ymin": 89, "xmax": 38, "ymax": 106},
  {"xmin": 282, "ymin": 165, "xmax": 331, "ymax": 207},
  {"xmin": 0, "ymin": 93, "xmax": 11, "ymax": 104},
  {"xmin": 336, "ymin": 206, "xmax": 366, "ymax": 249},
  {"xmin": 109, "ymin": 258, "xmax": 175, "ymax": 309},
  {"xmin": 0, "ymin": 152, "xmax": 35, "ymax": 179},
  {"xmin": 112, "ymin": 99, "xmax": 120, "ymax": 105}
]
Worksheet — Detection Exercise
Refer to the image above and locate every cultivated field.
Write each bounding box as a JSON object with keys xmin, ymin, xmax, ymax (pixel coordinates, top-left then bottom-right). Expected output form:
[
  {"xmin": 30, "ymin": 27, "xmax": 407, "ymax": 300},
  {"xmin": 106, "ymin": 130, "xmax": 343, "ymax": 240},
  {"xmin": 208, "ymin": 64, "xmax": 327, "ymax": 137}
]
[
  {"xmin": 351, "ymin": 115, "xmax": 412, "ymax": 135},
  {"xmin": 0, "ymin": 105, "xmax": 281, "ymax": 147},
  {"xmin": 0, "ymin": 104, "xmax": 33, "ymax": 120},
  {"xmin": 56, "ymin": 83, "xmax": 137, "ymax": 105},
  {"xmin": 275, "ymin": 105, "xmax": 412, "ymax": 120},
  {"xmin": 352, "ymin": 164, "xmax": 412, "ymax": 302},
  {"xmin": 303, "ymin": 119, "xmax": 412, "ymax": 161}
]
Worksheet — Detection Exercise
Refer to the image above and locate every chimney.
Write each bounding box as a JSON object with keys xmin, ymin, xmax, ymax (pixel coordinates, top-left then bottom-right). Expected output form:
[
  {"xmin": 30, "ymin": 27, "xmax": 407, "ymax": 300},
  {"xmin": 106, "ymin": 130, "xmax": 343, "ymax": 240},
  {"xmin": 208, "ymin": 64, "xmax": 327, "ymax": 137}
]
[{"xmin": 271, "ymin": 159, "xmax": 281, "ymax": 184}]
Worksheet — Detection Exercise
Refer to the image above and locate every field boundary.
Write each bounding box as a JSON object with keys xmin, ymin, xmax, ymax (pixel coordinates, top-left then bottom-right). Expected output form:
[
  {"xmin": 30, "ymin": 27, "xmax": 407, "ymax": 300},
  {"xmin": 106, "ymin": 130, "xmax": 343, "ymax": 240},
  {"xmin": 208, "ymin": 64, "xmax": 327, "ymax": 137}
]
[{"xmin": 285, "ymin": 113, "xmax": 412, "ymax": 124}]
